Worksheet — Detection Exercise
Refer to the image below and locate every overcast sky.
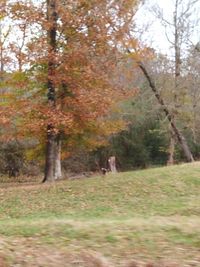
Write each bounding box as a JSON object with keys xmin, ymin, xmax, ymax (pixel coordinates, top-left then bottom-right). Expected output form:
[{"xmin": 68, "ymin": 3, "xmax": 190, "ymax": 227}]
[{"xmin": 135, "ymin": 0, "xmax": 200, "ymax": 56}]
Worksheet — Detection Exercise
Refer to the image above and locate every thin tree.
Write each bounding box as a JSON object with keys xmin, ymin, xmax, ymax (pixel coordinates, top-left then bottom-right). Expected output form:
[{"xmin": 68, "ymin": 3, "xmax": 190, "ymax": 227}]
[
  {"xmin": 150, "ymin": 0, "xmax": 198, "ymax": 164},
  {"xmin": 137, "ymin": 59, "xmax": 194, "ymax": 162},
  {"xmin": 43, "ymin": 0, "xmax": 58, "ymax": 182}
]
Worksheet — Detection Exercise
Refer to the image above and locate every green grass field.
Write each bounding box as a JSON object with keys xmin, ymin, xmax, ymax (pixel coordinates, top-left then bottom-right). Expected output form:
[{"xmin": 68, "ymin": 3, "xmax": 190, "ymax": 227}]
[{"xmin": 0, "ymin": 162, "xmax": 200, "ymax": 266}]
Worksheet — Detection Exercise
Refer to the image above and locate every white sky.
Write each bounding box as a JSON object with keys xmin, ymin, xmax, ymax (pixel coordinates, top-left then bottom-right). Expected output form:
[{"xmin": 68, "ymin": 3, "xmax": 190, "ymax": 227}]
[{"xmin": 135, "ymin": 0, "xmax": 200, "ymax": 56}]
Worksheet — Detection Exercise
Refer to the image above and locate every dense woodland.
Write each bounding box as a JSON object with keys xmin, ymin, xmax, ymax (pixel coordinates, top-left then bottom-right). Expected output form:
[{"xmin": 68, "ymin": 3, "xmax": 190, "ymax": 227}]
[{"xmin": 0, "ymin": 0, "xmax": 200, "ymax": 181}]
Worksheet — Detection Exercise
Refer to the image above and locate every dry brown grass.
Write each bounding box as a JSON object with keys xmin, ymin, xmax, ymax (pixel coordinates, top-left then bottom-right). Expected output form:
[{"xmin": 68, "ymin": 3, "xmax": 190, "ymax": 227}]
[
  {"xmin": 126, "ymin": 261, "xmax": 179, "ymax": 267},
  {"xmin": 0, "ymin": 255, "xmax": 7, "ymax": 267}
]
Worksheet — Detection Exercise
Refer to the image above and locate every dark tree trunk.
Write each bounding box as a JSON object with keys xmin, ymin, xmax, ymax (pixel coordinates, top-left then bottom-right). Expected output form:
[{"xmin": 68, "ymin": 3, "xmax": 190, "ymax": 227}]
[
  {"xmin": 43, "ymin": 129, "xmax": 62, "ymax": 183},
  {"xmin": 138, "ymin": 61, "xmax": 194, "ymax": 163},
  {"xmin": 43, "ymin": 0, "xmax": 58, "ymax": 182},
  {"xmin": 43, "ymin": 125, "xmax": 56, "ymax": 182}
]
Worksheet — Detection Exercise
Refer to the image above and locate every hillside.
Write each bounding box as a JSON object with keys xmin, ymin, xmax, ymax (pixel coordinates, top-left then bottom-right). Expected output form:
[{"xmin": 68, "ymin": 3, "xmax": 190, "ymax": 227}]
[{"xmin": 0, "ymin": 163, "xmax": 200, "ymax": 266}]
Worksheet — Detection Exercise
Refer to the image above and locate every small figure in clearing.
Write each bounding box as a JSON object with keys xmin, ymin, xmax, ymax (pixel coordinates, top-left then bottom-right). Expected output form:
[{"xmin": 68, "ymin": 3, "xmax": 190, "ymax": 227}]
[{"xmin": 101, "ymin": 168, "xmax": 108, "ymax": 175}]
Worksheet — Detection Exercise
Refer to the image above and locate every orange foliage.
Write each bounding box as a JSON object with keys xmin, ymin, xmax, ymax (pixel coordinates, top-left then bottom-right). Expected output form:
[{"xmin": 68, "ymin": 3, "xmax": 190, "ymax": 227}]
[{"xmin": 0, "ymin": 0, "xmax": 140, "ymax": 149}]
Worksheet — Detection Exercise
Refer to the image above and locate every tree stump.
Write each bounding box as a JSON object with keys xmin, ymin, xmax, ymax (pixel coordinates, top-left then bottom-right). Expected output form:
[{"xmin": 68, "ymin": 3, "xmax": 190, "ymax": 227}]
[{"xmin": 108, "ymin": 156, "xmax": 117, "ymax": 173}]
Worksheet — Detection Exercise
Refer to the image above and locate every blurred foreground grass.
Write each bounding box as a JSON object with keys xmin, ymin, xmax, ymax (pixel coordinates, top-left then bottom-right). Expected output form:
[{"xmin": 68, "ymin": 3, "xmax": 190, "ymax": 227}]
[{"xmin": 0, "ymin": 162, "xmax": 200, "ymax": 266}]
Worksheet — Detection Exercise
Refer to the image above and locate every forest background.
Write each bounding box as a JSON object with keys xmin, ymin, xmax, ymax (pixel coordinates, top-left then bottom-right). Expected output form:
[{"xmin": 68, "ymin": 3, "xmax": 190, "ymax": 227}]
[{"xmin": 0, "ymin": 0, "xmax": 200, "ymax": 181}]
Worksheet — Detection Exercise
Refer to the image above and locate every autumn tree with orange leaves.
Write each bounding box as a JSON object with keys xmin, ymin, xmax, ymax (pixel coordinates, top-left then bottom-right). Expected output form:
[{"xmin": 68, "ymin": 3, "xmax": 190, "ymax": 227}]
[{"xmin": 0, "ymin": 0, "xmax": 140, "ymax": 182}]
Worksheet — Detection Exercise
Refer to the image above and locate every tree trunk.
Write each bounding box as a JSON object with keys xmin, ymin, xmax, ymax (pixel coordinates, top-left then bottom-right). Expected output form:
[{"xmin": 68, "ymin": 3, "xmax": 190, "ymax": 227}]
[
  {"xmin": 0, "ymin": 23, "xmax": 4, "ymax": 79},
  {"xmin": 43, "ymin": 125, "xmax": 56, "ymax": 182},
  {"xmin": 108, "ymin": 156, "xmax": 117, "ymax": 173},
  {"xmin": 43, "ymin": 130, "xmax": 62, "ymax": 183},
  {"xmin": 138, "ymin": 61, "xmax": 194, "ymax": 162},
  {"xmin": 167, "ymin": 129, "xmax": 175, "ymax": 165},
  {"xmin": 54, "ymin": 135, "xmax": 62, "ymax": 180},
  {"xmin": 168, "ymin": 0, "xmax": 180, "ymax": 164},
  {"xmin": 174, "ymin": 0, "xmax": 181, "ymax": 86},
  {"xmin": 0, "ymin": 46, "xmax": 3, "ymax": 74},
  {"xmin": 43, "ymin": 0, "xmax": 58, "ymax": 182}
]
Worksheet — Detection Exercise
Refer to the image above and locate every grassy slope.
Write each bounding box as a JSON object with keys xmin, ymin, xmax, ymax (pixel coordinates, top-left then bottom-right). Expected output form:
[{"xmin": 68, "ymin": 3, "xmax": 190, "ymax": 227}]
[{"xmin": 0, "ymin": 163, "xmax": 200, "ymax": 266}]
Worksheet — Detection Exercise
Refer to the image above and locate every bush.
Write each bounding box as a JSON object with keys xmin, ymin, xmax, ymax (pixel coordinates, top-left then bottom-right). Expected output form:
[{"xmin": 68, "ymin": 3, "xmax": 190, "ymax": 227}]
[{"xmin": 0, "ymin": 141, "xmax": 25, "ymax": 177}]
